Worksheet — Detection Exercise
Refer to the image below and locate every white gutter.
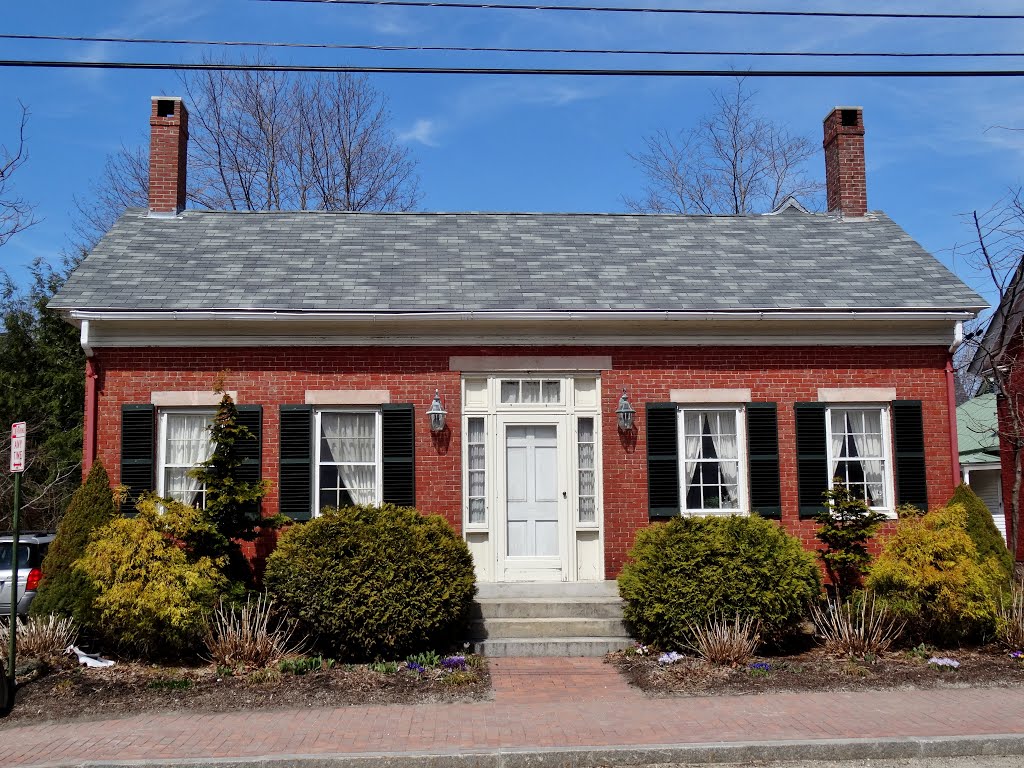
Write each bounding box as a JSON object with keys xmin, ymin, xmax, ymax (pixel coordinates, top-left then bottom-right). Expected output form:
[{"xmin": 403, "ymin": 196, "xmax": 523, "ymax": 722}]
[
  {"xmin": 80, "ymin": 319, "xmax": 94, "ymax": 357},
  {"xmin": 67, "ymin": 309, "xmax": 978, "ymax": 323}
]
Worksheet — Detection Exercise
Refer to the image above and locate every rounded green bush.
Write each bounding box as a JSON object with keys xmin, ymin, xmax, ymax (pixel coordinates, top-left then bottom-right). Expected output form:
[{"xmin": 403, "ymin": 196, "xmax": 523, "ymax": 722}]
[
  {"xmin": 617, "ymin": 515, "xmax": 821, "ymax": 649},
  {"xmin": 948, "ymin": 483, "xmax": 1014, "ymax": 581},
  {"xmin": 264, "ymin": 505, "xmax": 476, "ymax": 661}
]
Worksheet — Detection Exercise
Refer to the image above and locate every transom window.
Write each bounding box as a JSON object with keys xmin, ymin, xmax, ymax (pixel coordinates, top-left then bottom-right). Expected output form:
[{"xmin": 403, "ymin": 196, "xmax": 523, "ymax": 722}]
[
  {"xmin": 499, "ymin": 379, "xmax": 562, "ymax": 405},
  {"xmin": 679, "ymin": 408, "xmax": 746, "ymax": 514},
  {"xmin": 158, "ymin": 410, "xmax": 214, "ymax": 508},
  {"xmin": 826, "ymin": 407, "xmax": 890, "ymax": 510},
  {"xmin": 316, "ymin": 410, "xmax": 382, "ymax": 512}
]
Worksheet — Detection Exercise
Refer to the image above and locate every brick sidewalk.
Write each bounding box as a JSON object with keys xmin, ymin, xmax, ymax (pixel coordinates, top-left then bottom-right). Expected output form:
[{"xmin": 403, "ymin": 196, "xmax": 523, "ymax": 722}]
[{"xmin": 2, "ymin": 658, "xmax": 1024, "ymax": 767}]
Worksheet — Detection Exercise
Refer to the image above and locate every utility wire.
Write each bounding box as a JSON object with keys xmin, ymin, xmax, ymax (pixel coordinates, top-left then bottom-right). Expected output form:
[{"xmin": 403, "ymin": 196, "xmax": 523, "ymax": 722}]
[
  {"xmin": 5, "ymin": 59, "xmax": 1024, "ymax": 76},
  {"xmin": 254, "ymin": 0, "xmax": 1024, "ymax": 21},
  {"xmin": 6, "ymin": 33, "xmax": 1024, "ymax": 58}
]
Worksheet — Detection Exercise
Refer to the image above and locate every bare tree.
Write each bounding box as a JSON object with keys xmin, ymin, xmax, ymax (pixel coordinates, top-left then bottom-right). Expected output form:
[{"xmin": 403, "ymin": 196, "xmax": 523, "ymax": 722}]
[
  {"xmin": 1, "ymin": 102, "xmax": 38, "ymax": 246},
  {"xmin": 960, "ymin": 190, "xmax": 1024, "ymax": 568},
  {"xmin": 73, "ymin": 62, "xmax": 419, "ymax": 251},
  {"xmin": 625, "ymin": 79, "xmax": 822, "ymax": 214}
]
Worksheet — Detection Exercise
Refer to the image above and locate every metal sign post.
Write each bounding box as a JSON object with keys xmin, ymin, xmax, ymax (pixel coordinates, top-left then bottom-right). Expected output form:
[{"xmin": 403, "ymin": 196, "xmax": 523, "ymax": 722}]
[{"xmin": 6, "ymin": 421, "xmax": 26, "ymax": 709}]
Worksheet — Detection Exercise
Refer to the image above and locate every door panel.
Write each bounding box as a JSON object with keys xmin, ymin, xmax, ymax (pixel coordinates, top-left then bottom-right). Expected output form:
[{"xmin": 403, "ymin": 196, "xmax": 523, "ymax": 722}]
[{"xmin": 506, "ymin": 425, "xmax": 559, "ymax": 559}]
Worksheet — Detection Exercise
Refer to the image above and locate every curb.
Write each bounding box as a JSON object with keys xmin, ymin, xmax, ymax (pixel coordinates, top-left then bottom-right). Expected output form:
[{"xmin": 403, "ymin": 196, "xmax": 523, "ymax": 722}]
[{"xmin": 35, "ymin": 734, "xmax": 1024, "ymax": 768}]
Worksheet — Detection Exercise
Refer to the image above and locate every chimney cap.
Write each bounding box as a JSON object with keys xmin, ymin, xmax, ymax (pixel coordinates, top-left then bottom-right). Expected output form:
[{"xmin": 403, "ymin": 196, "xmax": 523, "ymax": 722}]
[
  {"xmin": 151, "ymin": 95, "xmax": 183, "ymax": 102},
  {"xmin": 823, "ymin": 105, "xmax": 863, "ymax": 122}
]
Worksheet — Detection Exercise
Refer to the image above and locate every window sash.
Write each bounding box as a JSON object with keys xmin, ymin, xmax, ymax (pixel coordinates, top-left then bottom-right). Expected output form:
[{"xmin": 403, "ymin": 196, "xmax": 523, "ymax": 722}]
[
  {"xmin": 825, "ymin": 406, "xmax": 890, "ymax": 511},
  {"xmin": 577, "ymin": 417, "xmax": 597, "ymax": 524},
  {"xmin": 314, "ymin": 409, "xmax": 382, "ymax": 513},
  {"xmin": 678, "ymin": 407, "xmax": 746, "ymax": 515},
  {"xmin": 499, "ymin": 378, "xmax": 563, "ymax": 405},
  {"xmin": 466, "ymin": 417, "xmax": 487, "ymax": 525},
  {"xmin": 157, "ymin": 410, "xmax": 215, "ymax": 508}
]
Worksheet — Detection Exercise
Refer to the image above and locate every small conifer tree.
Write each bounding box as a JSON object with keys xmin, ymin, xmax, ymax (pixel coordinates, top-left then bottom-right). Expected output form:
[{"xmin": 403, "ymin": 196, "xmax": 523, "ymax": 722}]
[
  {"xmin": 188, "ymin": 392, "xmax": 275, "ymax": 584},
  {"xmin": 30, "ymin": 459, "xmax": 116, "ymax": 621},
  {"xmin": 815, "ymin": 482, "xmax": 888, "ymax": 599},
  {"xmin": 948, "ymin": 483, "xmax": 1014, "ymax": 581}
]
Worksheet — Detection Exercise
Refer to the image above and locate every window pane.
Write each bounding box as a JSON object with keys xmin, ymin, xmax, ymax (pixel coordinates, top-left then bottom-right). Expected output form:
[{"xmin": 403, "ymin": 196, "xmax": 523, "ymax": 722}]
[
  {"xmin": 321, "ymin": 412, "xmax": 375, "ymax": 463},
  {"xmin": 521, "ymin": 381, "xmax": 541, "ymax": 403},
  {"xmin": 579, "ymin": 469, "xmax": 595, "ymax": 497},
  {"xmin": 681, "ymin": 408, "xmax": 742, "ymax": 513},
  {"xmin": 500, "ymin": 381, "xmax": 519, "ymax": 403},
  {"xmin": 579, "ymin": 497, "xmax": 596, "ymax": 523},
  {"xmin": 165, "ymin": 413, "xmax": 213, "ymax": 466},
  {"xmin": 466, "ymin": 417, "xmax": 486, "ymax": 525},
  {"xmin": 469, "ymin": 469, "xmax": 485, "ymax": 497},
  {"xmin": 165, "ymin": 467, "xmax": 204, "ymax": 508},
  {"xmin": 468, "ymin": 417, "xmax": 485, "ymax": 443},
  {"xmin": 578, "ymin": 418, "xmax": 594, "ymax": 443},
  {"xmin": 468, "ymin": 443, "xmax": 485, "ymax": 471},
  {"xmin": 542, "ymin": 380, "xmax": 561, "ymax": 403},
  {"xmin": 468, "ymin": 498, "xmax": 486, "ymax": 525}
]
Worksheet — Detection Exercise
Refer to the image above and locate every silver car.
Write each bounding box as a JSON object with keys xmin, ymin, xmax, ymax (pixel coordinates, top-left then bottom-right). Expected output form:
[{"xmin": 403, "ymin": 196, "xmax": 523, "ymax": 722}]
[{"xmin": 0, "ymin": 532, "xmax": 54, "ymax": 617}]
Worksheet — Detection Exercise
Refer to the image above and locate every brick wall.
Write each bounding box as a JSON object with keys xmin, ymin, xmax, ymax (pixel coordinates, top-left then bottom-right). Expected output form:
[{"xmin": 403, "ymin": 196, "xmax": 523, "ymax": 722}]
[
  {"xmin": 997, "ymin": 353, "xmax": 1024, "ymax": 562},
  {"xmin": 91, "ymin": 344, "xmax": 956, "ymax": 576}
]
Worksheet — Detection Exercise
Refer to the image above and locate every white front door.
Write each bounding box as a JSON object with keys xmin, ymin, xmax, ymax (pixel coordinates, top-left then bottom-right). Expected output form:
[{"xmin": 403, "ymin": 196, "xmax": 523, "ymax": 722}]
[{"xmin": 499, "ymin": 419, "xmax": 567, "ymax": 581}]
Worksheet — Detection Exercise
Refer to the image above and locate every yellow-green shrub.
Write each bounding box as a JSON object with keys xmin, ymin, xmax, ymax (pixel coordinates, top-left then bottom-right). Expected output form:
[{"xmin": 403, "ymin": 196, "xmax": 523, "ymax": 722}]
[
  {"xmin": 76, "ymin": 496, "xmax": 228, "ymax": 657},
  {"xmin": 866, "ymin": 503, "xmax": 1007, "ymax": 644}
]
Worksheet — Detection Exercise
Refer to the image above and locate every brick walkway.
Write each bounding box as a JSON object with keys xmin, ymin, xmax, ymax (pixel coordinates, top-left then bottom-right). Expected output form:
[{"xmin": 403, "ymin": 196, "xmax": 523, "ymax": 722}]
[{"xmin": 2, "ymin": 658, "xmax": 1024, "ymax": 767}]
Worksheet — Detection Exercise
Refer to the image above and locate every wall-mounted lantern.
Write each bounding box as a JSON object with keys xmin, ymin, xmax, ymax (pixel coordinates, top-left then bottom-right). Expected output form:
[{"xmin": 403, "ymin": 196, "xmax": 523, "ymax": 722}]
[
  {"xmin": 427, "ymin": 389, "xmax": 448, "ymax": 432},
  {"xmin": 616, "ymin": 389, "xmax": 636, "ymax": 432}
]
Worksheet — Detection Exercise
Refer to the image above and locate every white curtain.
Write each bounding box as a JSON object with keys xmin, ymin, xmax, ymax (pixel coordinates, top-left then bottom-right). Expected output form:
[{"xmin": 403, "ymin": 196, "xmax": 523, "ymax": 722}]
[
  {"xmin": 708, "ymin": 411, "xmax": 739, "ymax": 507},
  {"xmin": 467, "ymin": 418, "xmax": 486, "ymax": 523},
  {"xmin": 831, "ymin": 410, "xmax": 885, "ymax": 505},
  {"xmin": 164, "ymin": 413, "xmax": 213, "ymax": 505},
  {"xmin": 321, "ymin": 413, "xmax": 376, "ymax": 505},
  {"xmin": 683, "ymin": 411, "xmax": 703, "ymax": 490},
  {"xmin": 829, "ymin": 410, "xmax": 847, "ymax": 482},
  {"xmin": 578, "ymin": 418, "xmax": 596, "ymax": 522}
]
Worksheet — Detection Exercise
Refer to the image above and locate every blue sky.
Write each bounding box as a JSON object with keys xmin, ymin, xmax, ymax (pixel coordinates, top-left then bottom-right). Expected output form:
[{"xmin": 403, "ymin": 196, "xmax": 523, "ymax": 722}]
[{"xmin": 2, "ymin": 0, "xmax": 1024, "ymax": 306}]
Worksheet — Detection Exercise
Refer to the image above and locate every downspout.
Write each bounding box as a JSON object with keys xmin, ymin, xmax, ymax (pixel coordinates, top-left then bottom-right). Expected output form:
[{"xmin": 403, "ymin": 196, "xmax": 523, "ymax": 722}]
[
  {"xmin": 81, "ymin": 321, "xmax": 98, "ymax": 476},
  {"xmin": 946, "ymin": 320, "xmax": 964, "ymax": 489}
]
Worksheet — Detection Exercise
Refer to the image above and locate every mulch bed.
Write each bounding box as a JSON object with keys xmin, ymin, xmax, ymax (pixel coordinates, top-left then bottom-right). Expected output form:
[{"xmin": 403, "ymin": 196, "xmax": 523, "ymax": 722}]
[
  {"xmin": 611, "ymin": 645, "xmax": 1024, "ymax": 697},
  {"xmin": 1, "ymin": 655, "xmax": 491, "ymax": 726}
]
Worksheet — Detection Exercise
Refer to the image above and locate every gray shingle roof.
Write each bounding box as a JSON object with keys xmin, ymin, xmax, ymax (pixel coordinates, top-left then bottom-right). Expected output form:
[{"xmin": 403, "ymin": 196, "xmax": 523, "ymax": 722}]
[{"xmin": 51, "ymin": 208, "xmax": 985, "ymax": 313}]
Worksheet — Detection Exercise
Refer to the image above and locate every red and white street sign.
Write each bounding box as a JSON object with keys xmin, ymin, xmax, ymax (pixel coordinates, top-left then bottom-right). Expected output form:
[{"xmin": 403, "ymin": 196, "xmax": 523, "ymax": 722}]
[{"xmin": 10, "ymin": 422, "xmax": 26, "ymax": 473}]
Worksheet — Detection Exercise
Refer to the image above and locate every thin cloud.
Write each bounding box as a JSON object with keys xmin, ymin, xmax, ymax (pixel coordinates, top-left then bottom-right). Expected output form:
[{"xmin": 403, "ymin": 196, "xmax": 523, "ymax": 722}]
[{"xmin": 399, "ymin": 118, "xmax": 442, "ymax": 147}]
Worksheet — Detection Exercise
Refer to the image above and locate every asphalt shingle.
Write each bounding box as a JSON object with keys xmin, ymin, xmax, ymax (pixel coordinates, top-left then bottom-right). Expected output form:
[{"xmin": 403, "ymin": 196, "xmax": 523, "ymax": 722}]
[{"xmin": 50, "ymin": 208, "xmax": 984, "ymax": 312}]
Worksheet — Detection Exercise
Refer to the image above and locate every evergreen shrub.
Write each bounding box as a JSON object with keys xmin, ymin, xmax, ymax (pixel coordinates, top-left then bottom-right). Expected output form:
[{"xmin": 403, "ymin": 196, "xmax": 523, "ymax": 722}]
[
  {"xmin": 264, "ymin": 504, "xmax": 476, "ymax": 661},
  {"xmin": 30, "ymin": 460, "xmax": 116, "ymax": 622},
  {"xmin": 867, "ymin": 503, "xmax": 1008, "ymax": 644},
  {"xmin": 75, "ymin": 496, "xmax": 228, "ymax": 657},
  {"xmin": 617, "ymin": 515, "xmax": 822, "ymax": 649},
  {"xmin": 948, "ymin": 483, "xmax": 1014, "ymax": 580}
]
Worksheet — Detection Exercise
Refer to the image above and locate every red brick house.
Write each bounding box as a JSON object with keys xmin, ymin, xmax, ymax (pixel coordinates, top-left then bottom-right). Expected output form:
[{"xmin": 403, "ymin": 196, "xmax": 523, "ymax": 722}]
[{"xmin": 52, "ymin": 97, "xmax": 984, "ymax": 584}]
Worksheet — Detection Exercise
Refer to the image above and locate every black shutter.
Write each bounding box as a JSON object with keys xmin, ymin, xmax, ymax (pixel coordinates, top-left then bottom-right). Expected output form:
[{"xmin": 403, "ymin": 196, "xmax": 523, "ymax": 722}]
[
  {"xmin": 235, "ymin": 405, "xmax": 263, "ymax": 519},
  {"xmin": 279, "ymin": 405, "xmax": 313, "ymax": 521},
  {"xmin": 746, "ymin": 403, "xmax": 781, "ymax": 519},
  {"xmin": 381, "ymin": 404, "xmax": 416, "ymax": 506},
  {"xmin": 795, "ymin": 403, "xmax": 829, "ymax": 518},
  {"xmin": 893, "ymin": 400, "xmax": 928, "ymax": 510},
  {"xmin": 120, "ymin": 404, "xmax": 155, "ymax": 514},
  {"xmin": 647, "ymin": 403, "xmax": 679, "ymax": 517}
]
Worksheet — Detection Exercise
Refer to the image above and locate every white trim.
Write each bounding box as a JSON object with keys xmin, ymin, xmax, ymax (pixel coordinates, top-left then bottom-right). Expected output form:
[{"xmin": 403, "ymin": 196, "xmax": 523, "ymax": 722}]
[
  {"xmin": 305, "ymin": 390, "xmax": 390, "ymax": 405},
  {"xmin": 818, "ymin": 387, "xmax": 897, "ymax": 403},
  {"xmin": 151, "ymin": 391, "xmax": 237, "ymax": 407},
  {"xmin": 81, "ymin": 332, "xmax": 963, "ymax": 348},
  {"xmin": 672, "ymin": 388, "xmax": 752, "ymax": 404},
  {"xmin": 451, "ymin": 355, "xmax": 611, "ymax": 372},
  {"xmin": 67, "ymin": 309, "xmax": 981, "ymax": 322},
  {"xmin": 312, "ymin": 408, "xmax": 383, "ymax": 516}
]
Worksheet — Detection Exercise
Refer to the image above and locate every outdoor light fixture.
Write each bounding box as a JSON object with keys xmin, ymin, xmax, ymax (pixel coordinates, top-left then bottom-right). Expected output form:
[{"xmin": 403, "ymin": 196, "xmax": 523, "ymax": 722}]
[
  {"xmin": 427, "ymin": 389, "xmax": 448, "ymax": 432},
  {"xmin": 616, "ymin": 389, "xmax": 636, "ymax": 432}
]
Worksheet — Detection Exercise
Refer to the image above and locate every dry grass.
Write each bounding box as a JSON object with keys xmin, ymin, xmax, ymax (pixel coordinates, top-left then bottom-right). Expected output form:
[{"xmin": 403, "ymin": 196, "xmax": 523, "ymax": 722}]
[
  {"xmin": 998, "ymin": 581, "xmax": 1024, "ymax": 651},
  {"xmin": 0, "ymin": 614, "xmax": 78, "ymax": 660},
  {"xmin": 686, "ymin": 612, "xmax": 760, "ymax": 666},
  {"xmin": 204, "ymin": 593, "xmax": 305, "ymax": 669},
  {"xmin": 811, "ymin": 594, "xmax": 904, "ymax": 657}
]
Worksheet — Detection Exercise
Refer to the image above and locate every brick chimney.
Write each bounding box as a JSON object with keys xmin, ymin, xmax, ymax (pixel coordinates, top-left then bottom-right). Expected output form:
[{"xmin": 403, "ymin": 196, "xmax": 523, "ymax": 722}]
[
  {"xmin": 822, "ymin": 106, "xmax": 866, "ymax": 218},
  {"xmin": 148, "ymin": 96, "xmax": 188, "ymax": 215}
]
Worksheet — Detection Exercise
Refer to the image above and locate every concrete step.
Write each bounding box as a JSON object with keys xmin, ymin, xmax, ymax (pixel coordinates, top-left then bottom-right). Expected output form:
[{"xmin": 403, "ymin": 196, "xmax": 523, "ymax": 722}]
[
  {"xmin": 472, "ymin": 596, "xmax": 625, "ymax": 620},
  {"xmin": 473, "ymin": 636, "xmax": 634, "ymax": 658},
  {"xmin": 471, "ymin": 616, "xmax": 629, "ymax": 640},
  {"xmin": 476, "ymin": 580, "xmax": 619, "ymax": 599}
]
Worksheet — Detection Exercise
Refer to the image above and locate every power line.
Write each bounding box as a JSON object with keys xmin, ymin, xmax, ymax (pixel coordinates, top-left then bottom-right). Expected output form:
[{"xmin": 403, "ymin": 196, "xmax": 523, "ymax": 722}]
[
  {"xmin": 6, "ymin": 33, "xmax": 1024, "ymax": 58},
  {"xmin": 253, "ymin": 0, "xmax": 1024, "ymax": 21},
  {"xmin": 5, "ymin": 59, "xmax": 1024, "ymax": 76}
]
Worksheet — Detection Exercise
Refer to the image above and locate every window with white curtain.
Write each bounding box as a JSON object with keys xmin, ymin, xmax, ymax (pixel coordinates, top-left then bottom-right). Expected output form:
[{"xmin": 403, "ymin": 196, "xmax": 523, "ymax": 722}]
[
  {"xmin": 826, "ymin": 407, "xmax": 890, "ymax": 510},
  {"xmin": 466, "ymin": 417, "xmax": 486, "ymax": 525},
  {"xmin": 499, "ymin": 379, "xmax": 562, "ymax": 404},
  {"xmin": 577, "ymin": 417, "xmax": 597, "ymax": 524},
  {"xmin": 316, "ymin": 410, "xmax": 381, "ymax": 512},
  {"xmin": 159, "ymin": 410, "xmax": 215, "ymax": 508},
  {"xmin": 679, "ymin": 408, "xmax": 745, "ymax": 514}
]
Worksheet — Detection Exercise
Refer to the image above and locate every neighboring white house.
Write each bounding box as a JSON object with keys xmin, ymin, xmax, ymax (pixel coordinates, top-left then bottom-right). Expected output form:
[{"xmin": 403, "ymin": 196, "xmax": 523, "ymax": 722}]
[{"xmin": 957, "ymin": 393, "xmax": 1007, "ymax": 542}]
